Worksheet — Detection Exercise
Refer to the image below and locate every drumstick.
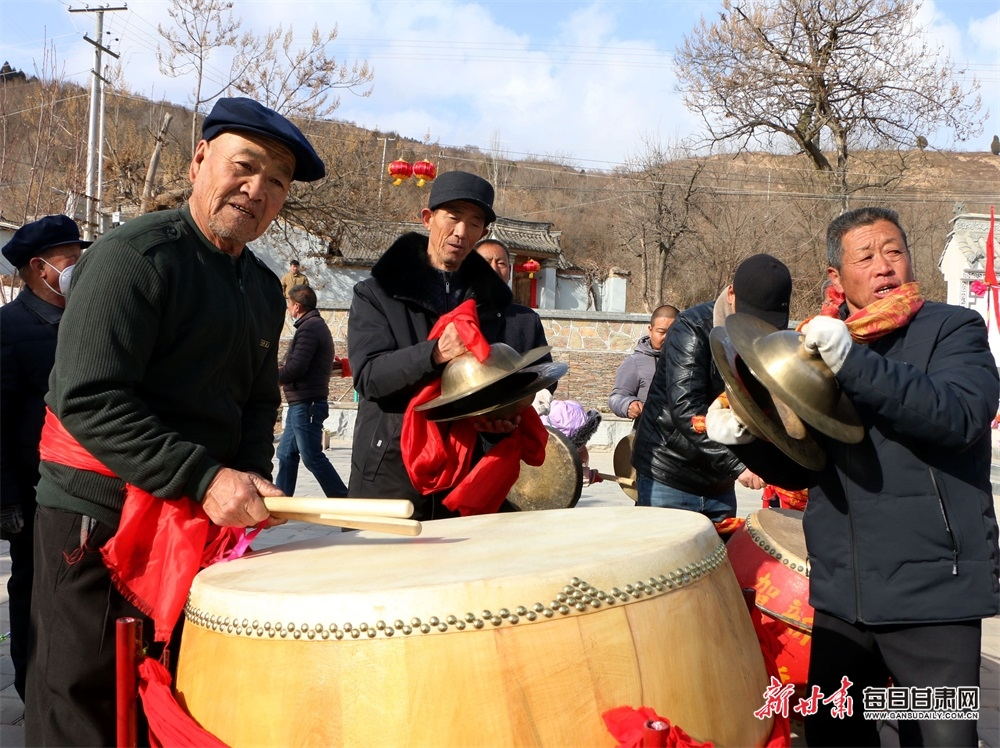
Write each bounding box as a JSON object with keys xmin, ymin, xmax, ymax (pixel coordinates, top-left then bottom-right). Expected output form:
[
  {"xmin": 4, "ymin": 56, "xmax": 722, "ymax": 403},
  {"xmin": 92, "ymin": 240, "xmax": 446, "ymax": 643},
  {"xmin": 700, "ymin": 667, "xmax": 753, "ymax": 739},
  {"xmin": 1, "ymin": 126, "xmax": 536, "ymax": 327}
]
[
  {"xmin": 265, "ymin": 497, "xmax": 414, "ymax": 519},
  {"xmin": 597, "ymin": 473, "xmax": 636, "ymax": 487},
  {"xmin": 271, "ymin": 511, "xmax": 422, "ymax": 537}
]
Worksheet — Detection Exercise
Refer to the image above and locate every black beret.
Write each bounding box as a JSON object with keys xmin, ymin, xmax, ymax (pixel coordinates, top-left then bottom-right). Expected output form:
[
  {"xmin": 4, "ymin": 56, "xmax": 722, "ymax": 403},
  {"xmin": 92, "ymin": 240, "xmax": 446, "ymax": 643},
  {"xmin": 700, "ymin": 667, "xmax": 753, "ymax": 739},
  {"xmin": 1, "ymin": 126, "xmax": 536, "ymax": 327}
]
[
  {"xmin": 2, "ymin": 214, "xmax": 90, "ymax": 270},
  {"xmin": 202, "ymin": 97, "xmax": 326, "ymax": 182},
  {"xmin": 428, "ymin": 171, "xmax": 496, "ymax": 224}
]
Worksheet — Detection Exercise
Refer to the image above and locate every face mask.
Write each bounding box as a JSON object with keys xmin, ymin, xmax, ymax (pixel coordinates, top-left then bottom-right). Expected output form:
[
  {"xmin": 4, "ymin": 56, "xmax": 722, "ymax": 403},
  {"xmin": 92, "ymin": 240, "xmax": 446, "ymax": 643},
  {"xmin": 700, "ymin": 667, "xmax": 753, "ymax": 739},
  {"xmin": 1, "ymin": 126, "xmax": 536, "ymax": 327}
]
[{"xmin": 38, "ymin": 258, "xmax": 76, "ymax": 297}]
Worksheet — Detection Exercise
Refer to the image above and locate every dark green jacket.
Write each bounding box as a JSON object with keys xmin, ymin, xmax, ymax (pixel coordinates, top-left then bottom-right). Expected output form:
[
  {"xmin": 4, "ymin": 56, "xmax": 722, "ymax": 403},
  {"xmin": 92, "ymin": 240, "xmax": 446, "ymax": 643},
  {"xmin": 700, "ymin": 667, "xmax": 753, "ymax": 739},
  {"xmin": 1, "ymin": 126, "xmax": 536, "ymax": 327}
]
[{"xmin": 36, "ymin": 206, "xmax": 285, "ymax": 527}]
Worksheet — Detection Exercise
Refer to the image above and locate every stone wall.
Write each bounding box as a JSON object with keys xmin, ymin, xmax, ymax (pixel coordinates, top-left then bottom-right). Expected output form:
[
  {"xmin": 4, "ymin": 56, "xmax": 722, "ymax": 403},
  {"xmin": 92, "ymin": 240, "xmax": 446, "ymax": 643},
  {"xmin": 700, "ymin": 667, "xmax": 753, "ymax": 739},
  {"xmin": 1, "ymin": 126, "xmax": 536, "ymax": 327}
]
[{"xmin": 281, "ymin": 306, "xmax": 651, "ymax": 413}]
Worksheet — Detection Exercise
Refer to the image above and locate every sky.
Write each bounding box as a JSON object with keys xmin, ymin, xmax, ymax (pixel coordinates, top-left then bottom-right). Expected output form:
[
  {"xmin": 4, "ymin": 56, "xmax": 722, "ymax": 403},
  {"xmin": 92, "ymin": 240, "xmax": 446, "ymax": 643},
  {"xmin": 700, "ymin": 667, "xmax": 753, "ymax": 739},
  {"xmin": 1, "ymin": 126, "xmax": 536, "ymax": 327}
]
[{"xmin": 2, "ymin": 0, "xmax": 999, "ymax": 170}]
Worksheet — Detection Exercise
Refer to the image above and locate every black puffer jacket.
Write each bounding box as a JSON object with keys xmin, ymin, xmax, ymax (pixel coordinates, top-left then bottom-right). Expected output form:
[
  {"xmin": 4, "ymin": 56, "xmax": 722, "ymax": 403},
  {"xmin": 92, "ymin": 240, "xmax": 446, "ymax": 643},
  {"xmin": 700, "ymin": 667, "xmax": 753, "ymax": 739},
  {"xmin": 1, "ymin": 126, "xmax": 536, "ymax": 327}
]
[
  {"xmin": 632, "ymin": 301, "xmax": 744, "ymax": 495},
  {"xmin": 738, "ymin": 301, "xmax": 1000, "ymax": 624},
  {"xmin": 279, "ymin": 308, "xmax": 334, "ymax": 404},
  {"xmin": 347, "ymin": 233, "xmax": 513, "ymax": 519}
]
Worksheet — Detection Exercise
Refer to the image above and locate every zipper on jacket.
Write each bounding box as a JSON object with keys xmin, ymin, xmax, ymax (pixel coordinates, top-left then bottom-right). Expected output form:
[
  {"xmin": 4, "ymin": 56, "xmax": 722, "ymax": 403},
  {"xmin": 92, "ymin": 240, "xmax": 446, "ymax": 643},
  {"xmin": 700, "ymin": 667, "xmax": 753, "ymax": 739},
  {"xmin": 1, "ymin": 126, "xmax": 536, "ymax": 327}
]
[{"xmin": 928, "ymin": 467, "xmax": 959, "ymax": 575}]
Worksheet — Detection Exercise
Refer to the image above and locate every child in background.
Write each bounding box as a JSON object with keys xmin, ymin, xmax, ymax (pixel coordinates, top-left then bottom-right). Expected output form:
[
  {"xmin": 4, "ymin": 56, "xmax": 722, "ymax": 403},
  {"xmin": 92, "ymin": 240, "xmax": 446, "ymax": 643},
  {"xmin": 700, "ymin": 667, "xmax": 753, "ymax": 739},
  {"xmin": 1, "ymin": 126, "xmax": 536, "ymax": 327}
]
[{"xmin": 539, "ymin": 399, "xmax": 603, "ymax": 485}]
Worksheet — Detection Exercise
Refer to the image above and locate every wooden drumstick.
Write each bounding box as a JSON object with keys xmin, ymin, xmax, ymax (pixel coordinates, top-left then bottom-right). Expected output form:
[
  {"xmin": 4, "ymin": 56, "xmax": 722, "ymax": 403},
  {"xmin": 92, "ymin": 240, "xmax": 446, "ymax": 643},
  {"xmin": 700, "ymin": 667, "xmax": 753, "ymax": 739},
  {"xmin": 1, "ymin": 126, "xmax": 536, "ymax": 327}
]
[
  {"xmin": 271, "ymin": 511, "xmax": 422, "ymax": 536},
  {"xmin": 265, "ymin": 497, "xmax": 414, "ymax": 519},
  {"xmin": 597, "ymin": 473, "xmax": 636, "ymax": 487}
]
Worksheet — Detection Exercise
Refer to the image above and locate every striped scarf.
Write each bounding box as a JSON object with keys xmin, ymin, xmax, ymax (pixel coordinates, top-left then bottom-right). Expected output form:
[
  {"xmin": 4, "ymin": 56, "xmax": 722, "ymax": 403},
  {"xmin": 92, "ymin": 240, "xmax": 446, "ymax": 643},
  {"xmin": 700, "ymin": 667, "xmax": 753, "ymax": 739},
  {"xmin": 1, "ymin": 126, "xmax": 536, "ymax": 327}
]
[{"xmin": 799, "ymin": 281, "xmax": 924, "ymax": 342}]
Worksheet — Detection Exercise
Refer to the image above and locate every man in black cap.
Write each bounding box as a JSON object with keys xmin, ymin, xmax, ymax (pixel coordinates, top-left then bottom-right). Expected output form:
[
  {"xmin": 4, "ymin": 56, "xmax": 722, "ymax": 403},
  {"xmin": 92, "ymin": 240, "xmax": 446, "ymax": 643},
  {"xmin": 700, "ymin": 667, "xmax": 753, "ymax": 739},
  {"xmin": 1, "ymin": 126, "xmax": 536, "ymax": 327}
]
[
  {"xmin": 632, "ymin": 253, "xmax": 792, "ymax": 523},
  {"xmin": 25, "ymin": 97, "xmax": 324, "ymax": 745},
  {"xmin": 0, "ymin": 214, "xmax": 87, "ymax": 703},
  {"xmin": 348, "ymin": 170, "xmax": 524, "ymax": 520}
]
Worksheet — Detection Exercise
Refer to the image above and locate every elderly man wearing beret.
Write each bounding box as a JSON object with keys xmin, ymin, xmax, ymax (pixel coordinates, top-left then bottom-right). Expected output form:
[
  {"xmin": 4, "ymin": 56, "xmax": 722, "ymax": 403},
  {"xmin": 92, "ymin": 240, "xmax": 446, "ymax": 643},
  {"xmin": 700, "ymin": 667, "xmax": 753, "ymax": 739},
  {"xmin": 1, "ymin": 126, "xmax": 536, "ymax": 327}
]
[
  {"xmin": 25, "ymin": 97, "xmax": 324, "ymax": 745},
  {"xmin": 1, "ymin": 215, "xmax": 87, "ymax": 703}
]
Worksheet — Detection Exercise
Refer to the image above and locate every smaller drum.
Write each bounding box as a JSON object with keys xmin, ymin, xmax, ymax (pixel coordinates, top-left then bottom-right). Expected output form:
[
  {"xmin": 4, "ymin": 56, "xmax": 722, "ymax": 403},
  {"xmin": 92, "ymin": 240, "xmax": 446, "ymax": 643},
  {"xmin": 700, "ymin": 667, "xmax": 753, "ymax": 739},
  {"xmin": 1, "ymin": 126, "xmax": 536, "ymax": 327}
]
[{"xmin": 726, "ymin": 508, "xmax": 813, "ymax": 686}]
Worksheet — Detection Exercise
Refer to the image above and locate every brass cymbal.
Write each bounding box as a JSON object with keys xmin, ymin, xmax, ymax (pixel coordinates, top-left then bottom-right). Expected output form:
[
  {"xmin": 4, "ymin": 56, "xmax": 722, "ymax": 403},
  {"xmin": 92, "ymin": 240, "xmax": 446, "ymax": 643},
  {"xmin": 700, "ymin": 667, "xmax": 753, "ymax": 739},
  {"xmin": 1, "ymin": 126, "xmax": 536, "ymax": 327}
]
[
  {"xmin": 425, "ymin": 362, "xmax": 568, "ymax": 422},
  {"xmin": 507, "ymin": 427, "xmax": 582, "ymax": 511},
  {"xmin": 709, "ymin": 327, "xmax": 826, "ymax": 471},
  {"xmin": 725, "ymin": 313, "xmax": 864, "ymax": 444},
  {"xmin": 415, "ymin": 343, "xmax": 552, "ymax": 411},
  {"xmin": 612, "ymin": 432, "xmax": 638, "ymax": 502}
]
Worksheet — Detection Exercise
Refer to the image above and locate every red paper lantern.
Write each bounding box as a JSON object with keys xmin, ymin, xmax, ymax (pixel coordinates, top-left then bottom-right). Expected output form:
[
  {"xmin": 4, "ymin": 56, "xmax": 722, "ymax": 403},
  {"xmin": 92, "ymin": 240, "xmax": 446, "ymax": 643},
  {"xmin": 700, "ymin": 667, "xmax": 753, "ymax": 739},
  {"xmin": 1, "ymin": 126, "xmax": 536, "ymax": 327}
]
[
  {"xmin": 516, "ymin": 258, "xmax": 542, "ymax": 278},
  {"xmin": 412, "ymin": 160, "xmax": 437, "ymax": 187},
  {"xmin": 387, "ymin": 160, "xmax": 412, "ymax": 186}
]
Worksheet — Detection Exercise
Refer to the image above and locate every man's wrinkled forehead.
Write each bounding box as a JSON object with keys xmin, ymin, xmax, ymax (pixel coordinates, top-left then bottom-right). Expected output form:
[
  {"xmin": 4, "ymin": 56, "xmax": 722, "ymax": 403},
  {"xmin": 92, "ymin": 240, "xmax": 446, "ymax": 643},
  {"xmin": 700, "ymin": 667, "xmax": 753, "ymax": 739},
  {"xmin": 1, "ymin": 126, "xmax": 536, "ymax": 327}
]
[{"xmin": 209, "ymin": 130, "xmax": 295, "ymax": 179}]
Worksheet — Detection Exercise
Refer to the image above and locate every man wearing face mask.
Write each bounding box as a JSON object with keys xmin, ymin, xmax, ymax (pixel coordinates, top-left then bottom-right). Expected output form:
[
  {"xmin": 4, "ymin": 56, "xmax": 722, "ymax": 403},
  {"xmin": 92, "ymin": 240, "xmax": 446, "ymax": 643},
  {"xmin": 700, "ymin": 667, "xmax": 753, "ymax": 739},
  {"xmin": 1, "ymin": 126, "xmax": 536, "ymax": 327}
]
[{"xmin": 0, "ymin": 214, "xmax": 87, "ymax": 702}]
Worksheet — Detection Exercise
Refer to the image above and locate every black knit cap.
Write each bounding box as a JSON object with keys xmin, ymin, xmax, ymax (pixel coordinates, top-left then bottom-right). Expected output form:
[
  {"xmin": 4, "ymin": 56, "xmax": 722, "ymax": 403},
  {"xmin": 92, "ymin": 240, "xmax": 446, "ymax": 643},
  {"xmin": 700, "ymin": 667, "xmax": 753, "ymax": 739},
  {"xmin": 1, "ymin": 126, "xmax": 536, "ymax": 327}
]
[
  {"xmin": 428, "ymin": 171, "xmax": 496, "ymax": 224},
  {"xmin": 202, "ymin": 97, "xmax": 325, "ymax": 182},
  {"xmin": 2, "ymin": 214, "xmax": 90, "ymax": 269},
  {"xmin": 733, "ymin": 253, "xmax": 792, "ymax": 330}
]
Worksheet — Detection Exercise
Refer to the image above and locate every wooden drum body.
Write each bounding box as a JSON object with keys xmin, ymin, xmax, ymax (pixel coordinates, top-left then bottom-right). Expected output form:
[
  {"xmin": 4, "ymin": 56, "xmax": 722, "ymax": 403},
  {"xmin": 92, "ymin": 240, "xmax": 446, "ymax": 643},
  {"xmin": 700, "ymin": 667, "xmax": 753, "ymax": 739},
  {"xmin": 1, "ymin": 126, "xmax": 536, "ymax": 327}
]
[
  {"xmin": 176, "ymin": 507, "xmax": 772, "ymax": 747},
  {"xmin": 727, "ymin": 508, "xmax": 813, "ymax": 686}
]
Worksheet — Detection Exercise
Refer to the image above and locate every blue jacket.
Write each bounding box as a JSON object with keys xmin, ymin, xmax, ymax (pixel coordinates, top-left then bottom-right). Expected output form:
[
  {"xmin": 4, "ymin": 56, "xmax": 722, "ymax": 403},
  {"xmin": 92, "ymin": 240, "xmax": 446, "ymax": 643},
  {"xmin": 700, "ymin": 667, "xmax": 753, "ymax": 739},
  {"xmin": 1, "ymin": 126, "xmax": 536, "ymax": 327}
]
[
  {"xmin": 742, "ymin": 301, "xmax": 1000, "ymax": 624},
  {"xmin": 0, "ymin": 287, "xmax": 62, "ymax": 512},
  {"xmin": 280, "ymin": 308, "xmax": 334, "ymax": 404}
]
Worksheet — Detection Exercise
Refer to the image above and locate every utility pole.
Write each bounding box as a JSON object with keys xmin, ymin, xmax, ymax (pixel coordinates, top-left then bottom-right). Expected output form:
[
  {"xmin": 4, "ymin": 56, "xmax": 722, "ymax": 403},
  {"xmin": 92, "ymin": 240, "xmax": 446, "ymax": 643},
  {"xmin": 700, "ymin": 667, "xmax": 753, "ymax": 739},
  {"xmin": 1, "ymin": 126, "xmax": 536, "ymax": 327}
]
[
  {"xmin": 69, "ymin": 4, "xmax": 126, "ymax": 240},
  {"xmin": 377, "ymin": 136, "xmax": 396, "ymax": 209}
]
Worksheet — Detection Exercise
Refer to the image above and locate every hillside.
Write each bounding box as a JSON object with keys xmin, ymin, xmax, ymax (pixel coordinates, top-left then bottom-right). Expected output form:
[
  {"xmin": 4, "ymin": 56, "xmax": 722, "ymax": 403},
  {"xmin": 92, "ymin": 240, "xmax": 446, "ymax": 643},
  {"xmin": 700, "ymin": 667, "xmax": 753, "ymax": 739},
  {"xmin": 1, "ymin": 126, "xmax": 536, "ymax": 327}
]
[{"xmin": 2, "ymin": 75, "xmax": 997, "ymax": 315}]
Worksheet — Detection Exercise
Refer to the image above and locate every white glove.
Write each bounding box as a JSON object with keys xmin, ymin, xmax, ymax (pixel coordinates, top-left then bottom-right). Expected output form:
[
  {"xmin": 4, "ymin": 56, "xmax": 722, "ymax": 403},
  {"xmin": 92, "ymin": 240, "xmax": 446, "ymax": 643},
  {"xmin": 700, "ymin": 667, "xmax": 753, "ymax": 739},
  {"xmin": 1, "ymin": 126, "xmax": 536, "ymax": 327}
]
[
  {"xmin": 706, "ymin": 397, "xmax": 755, "ymax": 445},
  {"xmin": 531, "ymin": 388, "xmax": 552, "ymax": 416},
  {"xmin": 802, "ymin": 316, "xmax": 852, "ymax": 374}
]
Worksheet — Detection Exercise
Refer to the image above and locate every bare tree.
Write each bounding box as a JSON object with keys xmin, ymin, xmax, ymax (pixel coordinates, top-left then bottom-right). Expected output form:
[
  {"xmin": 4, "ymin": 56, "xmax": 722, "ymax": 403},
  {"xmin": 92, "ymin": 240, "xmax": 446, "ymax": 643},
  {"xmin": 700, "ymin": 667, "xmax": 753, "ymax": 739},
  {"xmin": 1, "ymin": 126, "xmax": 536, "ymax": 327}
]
[
  {"xmin": 612, "ymin": 142, "xmax": 706, "ymax": 311},
  {"xmin": 230, "ymin": 25, "xmax": 372, "ymax": 120},
  {"xmin": 157, "ymin": 0, "xmax": 252, "ymax": 154},
  {"xmin": 674, "ymin": 0, "xmax": 983, "ymax": 208},
  {"xmin": 486, "ymin": 132, "xmax": 515, "ymax": 211}
]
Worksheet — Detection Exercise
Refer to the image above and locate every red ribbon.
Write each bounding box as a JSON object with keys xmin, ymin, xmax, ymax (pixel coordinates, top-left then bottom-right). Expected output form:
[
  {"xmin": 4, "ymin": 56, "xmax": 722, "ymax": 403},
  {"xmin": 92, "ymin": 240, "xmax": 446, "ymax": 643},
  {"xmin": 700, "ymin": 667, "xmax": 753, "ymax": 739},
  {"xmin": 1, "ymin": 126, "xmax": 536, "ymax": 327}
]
[
  {"xmin": 401, "ymin": 299, "xmax": 547, "ymax": 515},
  {"xmin": 986, "ymin": 206, "xmax": 998, "ymax": 333},
  {"xmin": 138, "ymin": 658, "xmax": 229, "ymax": 747},
  {"xmin": 38, "ymin": 409, "xmax": 253, "ymax": 642}
]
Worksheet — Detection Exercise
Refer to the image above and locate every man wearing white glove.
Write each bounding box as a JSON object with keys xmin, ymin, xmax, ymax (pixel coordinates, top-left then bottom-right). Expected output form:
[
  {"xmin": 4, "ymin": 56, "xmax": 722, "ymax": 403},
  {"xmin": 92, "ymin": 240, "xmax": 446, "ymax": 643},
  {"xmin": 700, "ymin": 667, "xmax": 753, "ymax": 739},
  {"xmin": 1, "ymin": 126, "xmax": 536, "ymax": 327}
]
[
  {"xmin": 729, "ymin": 207, "xmax": 998, "ymax": 747},
  {"xmin": 631, "ymin": 254, "xmax": 791, "ymax": 521},
  {"xmin": 801, "ymin": 315, "xmax": 852, "ymax": 374}
]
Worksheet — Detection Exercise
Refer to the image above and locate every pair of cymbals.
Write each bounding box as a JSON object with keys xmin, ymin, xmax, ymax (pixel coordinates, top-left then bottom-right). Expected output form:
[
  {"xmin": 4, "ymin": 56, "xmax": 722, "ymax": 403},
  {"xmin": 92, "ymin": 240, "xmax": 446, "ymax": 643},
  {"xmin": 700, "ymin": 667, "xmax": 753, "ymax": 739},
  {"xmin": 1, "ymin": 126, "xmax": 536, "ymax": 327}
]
[
  {"xmin": 723, "ymin": 313, "xmax": 864, "ymax": 446},
  {"xmin": 709, "ymin": 327, "xmax": 826, "ymax": 470},
  {"xmin": 416, "ymin": 343, "xmax": 567, "ymax": 423}
]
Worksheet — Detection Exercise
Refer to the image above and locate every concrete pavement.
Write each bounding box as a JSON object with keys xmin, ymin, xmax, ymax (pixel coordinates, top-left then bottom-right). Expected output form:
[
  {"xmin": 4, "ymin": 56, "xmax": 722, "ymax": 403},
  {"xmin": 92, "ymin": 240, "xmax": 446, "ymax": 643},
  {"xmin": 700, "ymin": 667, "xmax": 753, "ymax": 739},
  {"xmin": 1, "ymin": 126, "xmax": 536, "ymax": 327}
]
[{"xmin": 2, "ymin": 444, "xmax": 997, "ymax": 746}]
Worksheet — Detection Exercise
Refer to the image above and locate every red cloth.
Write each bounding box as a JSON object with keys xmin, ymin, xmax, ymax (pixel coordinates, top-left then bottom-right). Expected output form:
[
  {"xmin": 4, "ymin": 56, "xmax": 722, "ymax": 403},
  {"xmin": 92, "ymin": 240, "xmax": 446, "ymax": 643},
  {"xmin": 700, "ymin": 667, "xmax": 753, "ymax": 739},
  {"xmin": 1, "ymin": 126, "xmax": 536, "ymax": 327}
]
[
  {"xmin": 38, "ymin": 409, "xmax": 249, "ymax": 642},
  {"xmin": 749, "ymin": 603, "xmax": 793, "ymax": 746},
  {"xmin": 986, "ymin": 206, "xmax": 998, "ymax": 334},
  {"xmin": 602, "ymin": 706, "xmax": 713, "ymax": 747},
  {"xmin": 761, "ymin": 485, "xmax": 808, "ymax": 511},
  {"xmin": 138, "ymin": 657, "xmax": 228, "ymax": 748},
  {"xmin": 402, "ymin": 300, "xmax": 548, "ymax": 515}
]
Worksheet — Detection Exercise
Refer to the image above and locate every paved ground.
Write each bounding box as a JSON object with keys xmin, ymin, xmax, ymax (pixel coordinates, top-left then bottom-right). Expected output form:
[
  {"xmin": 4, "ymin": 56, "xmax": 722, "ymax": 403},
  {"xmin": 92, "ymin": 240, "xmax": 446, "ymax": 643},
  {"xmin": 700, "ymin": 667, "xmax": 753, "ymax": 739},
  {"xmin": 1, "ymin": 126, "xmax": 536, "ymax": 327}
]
[{"xmin": 2, "ymin": 445, "xmax": 997, "ymax": 746}]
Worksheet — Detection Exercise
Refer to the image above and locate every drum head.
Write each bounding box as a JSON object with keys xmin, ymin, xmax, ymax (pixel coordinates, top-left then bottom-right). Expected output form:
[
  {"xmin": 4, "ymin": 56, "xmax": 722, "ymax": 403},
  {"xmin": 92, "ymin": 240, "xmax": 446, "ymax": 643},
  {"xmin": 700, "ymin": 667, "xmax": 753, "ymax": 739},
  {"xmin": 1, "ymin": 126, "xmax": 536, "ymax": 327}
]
[
  {"xmin": 747, "ymin": 508, "xmax": 808, "ymax": 575},
  {"xmin": 506, "ymin": 427, "xmax": 582, "ymax": 511},
  {"xmin": 613, "ymin": 432, "xmax": 638, "ymax": 502}
]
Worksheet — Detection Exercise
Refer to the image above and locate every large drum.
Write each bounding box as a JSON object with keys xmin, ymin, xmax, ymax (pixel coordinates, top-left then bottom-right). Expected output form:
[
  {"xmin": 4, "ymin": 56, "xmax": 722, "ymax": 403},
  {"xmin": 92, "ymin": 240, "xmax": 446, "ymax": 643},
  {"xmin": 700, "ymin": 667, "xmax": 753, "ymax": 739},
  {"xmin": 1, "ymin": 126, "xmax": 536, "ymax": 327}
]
[
  {"xmin": 726, "ymin": 508, "xmax": 813, "ymax": 686},
  {"xmin": 176, "ymin": 507, "xmax": 773, "ymax": 746}
]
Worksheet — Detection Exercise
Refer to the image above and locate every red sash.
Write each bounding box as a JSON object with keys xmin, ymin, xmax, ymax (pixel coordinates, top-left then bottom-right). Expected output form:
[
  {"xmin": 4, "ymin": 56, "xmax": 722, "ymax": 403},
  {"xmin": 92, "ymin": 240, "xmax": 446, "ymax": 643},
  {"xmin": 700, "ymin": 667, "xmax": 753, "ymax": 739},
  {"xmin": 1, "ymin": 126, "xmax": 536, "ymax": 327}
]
[
  {"xmin": 39, "ymin": 410, "xmax": 248, "ymax": 642},
  {"xmin": 401, "ymin": 300, "xmax": 548, "ymax": 515}
]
